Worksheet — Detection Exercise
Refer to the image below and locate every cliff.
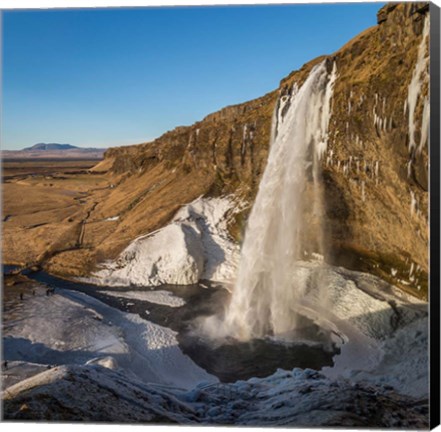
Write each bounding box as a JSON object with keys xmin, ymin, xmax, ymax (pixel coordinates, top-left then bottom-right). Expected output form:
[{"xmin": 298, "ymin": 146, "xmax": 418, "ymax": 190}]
[{"xmin": 30, "ymin": 2, "xmax": 431, "ymax": 299}]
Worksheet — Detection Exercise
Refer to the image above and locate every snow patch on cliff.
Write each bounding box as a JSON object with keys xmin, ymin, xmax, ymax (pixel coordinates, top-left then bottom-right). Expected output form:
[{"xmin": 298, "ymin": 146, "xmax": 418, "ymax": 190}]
[{"xmin": 90, "ymin": 196, "xmax": 245, "ymax": 287}]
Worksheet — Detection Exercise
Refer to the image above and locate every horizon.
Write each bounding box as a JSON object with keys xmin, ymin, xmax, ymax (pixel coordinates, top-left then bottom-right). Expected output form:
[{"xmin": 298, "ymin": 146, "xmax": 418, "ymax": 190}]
[{"xmin": 2, "ymin": 1, "xmax": 385, "ymax": 151}]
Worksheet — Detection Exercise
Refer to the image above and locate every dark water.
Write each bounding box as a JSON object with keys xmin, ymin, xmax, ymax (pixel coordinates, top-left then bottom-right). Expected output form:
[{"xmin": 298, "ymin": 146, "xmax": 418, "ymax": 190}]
[
  {"xmin": 4, "ymin": 266, "xmax": 339, "ymax": 382},
  {"xmin": 2, "ymin": 264, "xmax": 22, "ymax": 275}
]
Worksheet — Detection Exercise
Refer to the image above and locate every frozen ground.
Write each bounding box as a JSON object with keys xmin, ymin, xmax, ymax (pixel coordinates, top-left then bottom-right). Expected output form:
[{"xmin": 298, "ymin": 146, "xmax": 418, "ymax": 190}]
[
  {"xmin": 1, "ymin": 263, "xmax": 429, "ymax": 426},
  {"xmin": 2, "ymin": 286, "xmax": 216, "ymax": 390},
  {"xmin": 100, "ymin": 289, "xmax": 186, "ymax": 308},
  {"xmin": 272, "ymin": 263, "xmax": 429, "ymax": 399},
  {"xmin": 89, "ymin": 196, "xmax": 246, "ymax": 287},
  {"xmin": 2, "ymin": 362, "xmax": 428, "ymax": 427}
]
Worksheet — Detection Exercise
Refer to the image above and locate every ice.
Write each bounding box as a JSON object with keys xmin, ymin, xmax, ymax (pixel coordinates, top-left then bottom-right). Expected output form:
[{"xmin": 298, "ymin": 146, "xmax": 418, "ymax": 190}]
[
  {"xmin": 242, "ymin": 124, "xmax": 248, "ymax": 156},
  {"xmin": 410, "ymin": 190, "xmax": 418, "ymax": 216},
  {"xmin": 2, "ymin": 357, "xmax": 428, "ymax": 426},
  {"xmin": 374, "ymin": 160, "xmax": 379, "ymax": 177},
  {"xmin": 3, "ymin": 265, "xmax": 428, "ymax": 426},
  {"xmin": 418, "ymin": 97, "xmax": 430, "ymax": 154},
  {"xmin": 90, "ymin": 196, "xmax": 246, "ymax": 287},
  {"xmin": 409, "ymin": 262, "xmax": 415, "ymax": 277},
  {"xmin": 101, "ymin": 289, "xmax": 185, "ymax": 307},
  {"xmin": 3, "ymin": 264, "xmax": 428, "ymax": 426},
  {"xmin": 2, "ymin": 288, "xmax": 216, "ymax": 390},
  {"xmin": 407, "ymin": 15, "xmax": 430, "ymax": 153}
]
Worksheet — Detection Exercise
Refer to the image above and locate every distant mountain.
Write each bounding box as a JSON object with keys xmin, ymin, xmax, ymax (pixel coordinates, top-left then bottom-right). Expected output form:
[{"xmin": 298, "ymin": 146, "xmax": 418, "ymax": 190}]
[
  {"xmin": 2, "ymin": 143, "xmax": 106, "ymax": 160},
  {"xmin": 24, "ymin": 143, "xmax": 78, "ymax": 151}
]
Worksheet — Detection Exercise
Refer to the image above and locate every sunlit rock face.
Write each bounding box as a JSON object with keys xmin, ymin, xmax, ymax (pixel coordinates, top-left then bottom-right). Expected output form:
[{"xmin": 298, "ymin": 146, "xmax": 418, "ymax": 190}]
[{"xmin": 40, "ymin": 3, "xmax": 430, "ymax": 300}]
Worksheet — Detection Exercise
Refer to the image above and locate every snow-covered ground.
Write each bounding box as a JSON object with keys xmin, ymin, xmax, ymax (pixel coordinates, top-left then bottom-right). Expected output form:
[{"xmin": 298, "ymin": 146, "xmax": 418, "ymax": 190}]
[
  {"xmin": 100, "ymin": 289, "xmax": 186, "ymax": 307},
  {"xmin": 2, "ymin": 361, "xmax": 428, "ymax": 427},
  {"xmin": 265, "ymin": 263, "xmax": 429, "ymax": 398},
  {"xmin": 88, "ymin": 196, "xmax": 246, "ymax": 287},
  {"xmin": 2, "ymin": 286, "xmax": 216, "ymax": 390},
  {"xmin": 1, "ymin": 259, "xmax": 429, "ymax": 426}
]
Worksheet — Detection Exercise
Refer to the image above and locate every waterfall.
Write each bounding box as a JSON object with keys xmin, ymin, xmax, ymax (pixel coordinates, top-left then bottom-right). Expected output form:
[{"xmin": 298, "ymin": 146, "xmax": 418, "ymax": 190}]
[{"xmin": 222, "ymin": 60, "xmax": 337, "ymax": 341}]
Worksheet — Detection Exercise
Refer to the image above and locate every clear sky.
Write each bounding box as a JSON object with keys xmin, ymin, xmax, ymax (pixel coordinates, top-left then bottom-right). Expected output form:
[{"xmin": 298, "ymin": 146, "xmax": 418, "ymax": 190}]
[{"xmin": 2, "ymin": 2, "xmax": 385, "ymax": 150}]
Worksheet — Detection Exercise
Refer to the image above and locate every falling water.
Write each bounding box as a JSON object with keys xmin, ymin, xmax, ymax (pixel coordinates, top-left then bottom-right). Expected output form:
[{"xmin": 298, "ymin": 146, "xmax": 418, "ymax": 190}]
[{"xmin": 222, "ymin": 60, "xmax": 337, "ymax": 341}]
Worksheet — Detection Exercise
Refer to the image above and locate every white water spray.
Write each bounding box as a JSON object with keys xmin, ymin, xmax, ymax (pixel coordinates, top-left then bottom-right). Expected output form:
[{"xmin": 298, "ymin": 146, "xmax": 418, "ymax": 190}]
[{"xmin": 221, "ymin": 60, "xmax": 337, "ymax": 341}]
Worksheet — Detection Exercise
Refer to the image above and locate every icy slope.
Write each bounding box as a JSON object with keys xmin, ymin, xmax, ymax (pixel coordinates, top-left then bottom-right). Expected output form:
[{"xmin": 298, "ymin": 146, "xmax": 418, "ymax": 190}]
[
  {"xmin": 2, "ymin": 363, "xmax": 428, "ymax": 427},
  {"xmin": 90, "ymin": 196, "xmax": 245, "ymax": 287},
  {"xmin": 2, "ymin": 286, "xmax": 216, "ymax": 390},
  {"xmin": 252, "ymin": 262, "xmax": 429, "ymax": 399},
  {"xmin": 2, "ymin": 364, "xmax": 199, "ymax": 423}
]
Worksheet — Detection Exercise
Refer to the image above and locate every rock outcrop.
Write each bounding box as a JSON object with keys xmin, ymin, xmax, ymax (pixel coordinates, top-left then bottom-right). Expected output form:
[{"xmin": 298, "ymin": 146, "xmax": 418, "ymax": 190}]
[{"xmin": 25, "ymin": 2, "xmax": 430, "ymax": 299}]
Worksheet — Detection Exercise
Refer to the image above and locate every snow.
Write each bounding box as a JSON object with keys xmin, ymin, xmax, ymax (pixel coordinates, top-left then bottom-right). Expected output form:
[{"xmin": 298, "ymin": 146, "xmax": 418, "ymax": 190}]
[
  {"xmin": 407, "ymin": 159, "xmax": 412, "ymax": 178},
  {"xmin": 89, "ymin": 195, "xmax": 246, "ymax": 287},
  {"xmin": 419, "ymin": 96, "xmax": 430, "ymax": 154},
  {"xmin": 349, "ymin": 316, "xmax": 428, "ymax": 398},
  {"xmin": 2, "ymin": 264, "xmax": 429, "ymax": 426},
  {"xmin": 1, "ymin": 361, "xmax": 48, "ymax": 389},
  {"xmin": 311, "ymin": 265, "xmax": 428, "ymax": 398},
  {"xmin": 101, "ymin": 289, "xmax": 186, "ymax": 307},
  {"xmin": 2, "ymin": 359, "xmax": 428, "ymax": 427},
  {"xmin": 104, "ymin": 215, "xmax": 119, "ymax": 221},
  {"xmin": 3, "ymin": 364, "xmax": 202, "ymax": 424},
  {"xmin": 409, "ymin": 262, "xmax": 415, "ymax": 277},
  {"xmin": 2, "ymin": 287, "xmax": 216, "ymax": 390},
  {"xmin": 411, "ymin": 190, "xmax": 418, "ymax": 216},
  {"xmin": 242, "ymin": 124, "xmax": 248, "ymax": 155}
]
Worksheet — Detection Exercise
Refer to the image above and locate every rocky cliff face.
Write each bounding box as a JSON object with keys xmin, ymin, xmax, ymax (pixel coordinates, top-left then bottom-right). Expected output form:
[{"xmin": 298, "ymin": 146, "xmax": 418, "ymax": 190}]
[{"xmin": 45, "ymin": 2, "xmax": 430, "ymax": 299}]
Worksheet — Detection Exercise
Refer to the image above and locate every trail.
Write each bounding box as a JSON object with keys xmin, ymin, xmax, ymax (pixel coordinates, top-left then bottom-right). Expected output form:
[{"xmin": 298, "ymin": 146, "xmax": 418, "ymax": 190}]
[{"xmin": 77, "ymin": 201, "xmax": 98, "ymax": 247}]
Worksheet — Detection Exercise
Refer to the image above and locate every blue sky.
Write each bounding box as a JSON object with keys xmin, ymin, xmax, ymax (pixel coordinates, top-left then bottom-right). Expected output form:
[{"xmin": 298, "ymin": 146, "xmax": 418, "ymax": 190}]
[{"xmin": 2, "ymin": 2, "xmax": 384, "ymax": 150}]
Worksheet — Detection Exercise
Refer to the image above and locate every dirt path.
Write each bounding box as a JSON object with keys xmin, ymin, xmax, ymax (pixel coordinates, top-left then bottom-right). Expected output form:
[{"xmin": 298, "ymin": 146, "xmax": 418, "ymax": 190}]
[{"xmin": 77, "ymin": 202, "xmax": 98, "ymax": 247}]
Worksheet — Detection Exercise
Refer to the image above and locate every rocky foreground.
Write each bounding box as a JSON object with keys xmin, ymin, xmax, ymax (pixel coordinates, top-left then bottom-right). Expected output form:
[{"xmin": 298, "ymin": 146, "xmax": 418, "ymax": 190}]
[{"xmin": 2, "ymin": 364, "xmax": 428, "ymax": 427}]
